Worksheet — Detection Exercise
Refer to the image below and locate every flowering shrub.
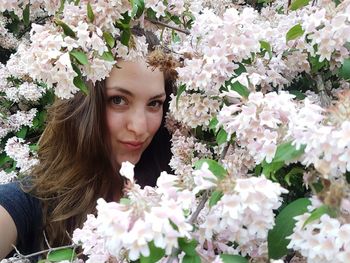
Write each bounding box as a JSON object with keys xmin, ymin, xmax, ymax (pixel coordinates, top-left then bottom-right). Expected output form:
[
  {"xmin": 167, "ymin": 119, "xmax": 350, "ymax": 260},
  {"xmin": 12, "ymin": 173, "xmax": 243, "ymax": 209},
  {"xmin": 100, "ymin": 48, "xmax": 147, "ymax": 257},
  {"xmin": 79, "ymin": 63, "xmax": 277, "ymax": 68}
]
[{"xmin": 1, "ymin": 0, "xmax": 350, "ymax": 262}]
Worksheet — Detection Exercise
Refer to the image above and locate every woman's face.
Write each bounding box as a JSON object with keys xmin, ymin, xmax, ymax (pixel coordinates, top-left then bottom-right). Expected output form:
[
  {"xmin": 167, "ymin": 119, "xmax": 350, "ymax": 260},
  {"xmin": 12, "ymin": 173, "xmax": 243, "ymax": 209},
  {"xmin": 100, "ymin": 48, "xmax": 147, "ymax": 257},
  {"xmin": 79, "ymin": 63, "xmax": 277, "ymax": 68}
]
[{"xmin": 105, "ymin": 59, "xmax": 166, "ymax": 166}]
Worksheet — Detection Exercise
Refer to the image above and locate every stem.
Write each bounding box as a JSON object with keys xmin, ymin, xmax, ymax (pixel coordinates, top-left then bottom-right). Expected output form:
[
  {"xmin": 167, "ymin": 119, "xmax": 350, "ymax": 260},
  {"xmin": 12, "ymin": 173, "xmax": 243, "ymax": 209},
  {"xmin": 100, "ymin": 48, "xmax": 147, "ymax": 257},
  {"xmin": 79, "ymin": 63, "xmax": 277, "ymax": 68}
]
[
  {"xmin": 145, "ymin": 17, "xmax": 190, "ymax": 35},
  {"xmin": 13, "ymin": 244, "xmax": 76, "ymax": 260}
]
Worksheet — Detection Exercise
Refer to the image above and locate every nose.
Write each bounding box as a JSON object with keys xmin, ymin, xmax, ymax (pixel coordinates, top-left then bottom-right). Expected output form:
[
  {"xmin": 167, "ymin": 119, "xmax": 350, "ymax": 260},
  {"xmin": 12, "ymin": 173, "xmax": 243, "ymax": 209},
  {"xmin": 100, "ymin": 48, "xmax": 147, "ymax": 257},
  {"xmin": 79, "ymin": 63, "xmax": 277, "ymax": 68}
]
[{"xmin": 126, "ymin": 108, "xmax": 147, "ymax": 138}]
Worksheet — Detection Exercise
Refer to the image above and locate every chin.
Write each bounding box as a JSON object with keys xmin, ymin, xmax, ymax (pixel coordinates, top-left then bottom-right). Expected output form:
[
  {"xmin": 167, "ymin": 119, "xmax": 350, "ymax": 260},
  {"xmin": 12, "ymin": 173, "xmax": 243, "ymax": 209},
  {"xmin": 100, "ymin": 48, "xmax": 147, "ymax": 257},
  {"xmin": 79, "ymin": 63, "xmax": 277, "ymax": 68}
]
[{"xmin": 117, "ymin": 156, "xmax": 141, "ymax": 166}]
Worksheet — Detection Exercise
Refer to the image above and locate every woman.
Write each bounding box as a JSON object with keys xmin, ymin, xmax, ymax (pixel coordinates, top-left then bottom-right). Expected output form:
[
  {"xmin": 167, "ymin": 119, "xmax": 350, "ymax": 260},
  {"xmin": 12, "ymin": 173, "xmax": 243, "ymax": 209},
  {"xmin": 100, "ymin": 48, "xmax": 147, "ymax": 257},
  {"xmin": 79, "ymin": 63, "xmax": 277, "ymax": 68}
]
[{"xmin": 0, "ymin": 35, "xmax": 176, "ymax": 259}]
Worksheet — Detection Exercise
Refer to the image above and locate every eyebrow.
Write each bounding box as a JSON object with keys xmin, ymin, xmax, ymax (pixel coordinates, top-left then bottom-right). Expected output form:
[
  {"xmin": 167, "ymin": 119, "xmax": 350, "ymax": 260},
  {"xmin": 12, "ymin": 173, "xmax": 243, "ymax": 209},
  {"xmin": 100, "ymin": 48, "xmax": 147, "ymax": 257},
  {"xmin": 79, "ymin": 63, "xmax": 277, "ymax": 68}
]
[{"xmin": 107, "ymin": 87, "xmax": 166, "ymax": 100}]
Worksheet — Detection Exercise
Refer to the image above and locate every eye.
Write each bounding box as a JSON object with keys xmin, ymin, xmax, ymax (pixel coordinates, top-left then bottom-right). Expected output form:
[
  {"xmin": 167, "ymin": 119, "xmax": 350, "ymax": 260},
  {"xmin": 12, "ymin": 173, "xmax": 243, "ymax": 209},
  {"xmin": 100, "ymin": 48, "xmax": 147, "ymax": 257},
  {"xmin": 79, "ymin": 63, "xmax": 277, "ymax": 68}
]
[
  {"xmin": 148, "ymin": 100, "xmax": 164, "ymax": 108},
  {"xmin": 111, "ymin": 96, "xmax": 127, "ymax": 106}
]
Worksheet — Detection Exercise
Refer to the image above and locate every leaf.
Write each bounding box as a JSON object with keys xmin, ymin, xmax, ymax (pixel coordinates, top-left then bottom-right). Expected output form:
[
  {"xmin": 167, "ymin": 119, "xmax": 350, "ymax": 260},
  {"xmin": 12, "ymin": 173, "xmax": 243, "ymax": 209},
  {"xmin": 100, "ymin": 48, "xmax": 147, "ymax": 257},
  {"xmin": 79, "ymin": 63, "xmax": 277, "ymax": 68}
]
[
  {"xmin": 70, "ymin": 50, "xmax": 88, "ymax": 65},
  {"xmin": 286, "ymin": 24, "xmax": 304, "ymax": 42},
  {"xmin": 272, "ymin": 142, "xmax": 305, "ymax": 163},
  {"xmin": 121, "ymin": 28, "xmax": 131, "ymax": 46},
  {"xmin": 220, "ymin": 254, "xmax": 248, "ymax": 263},
  {"xmin": 103, "ymin": 32, "xmax": 115, "ymax": 48},
  {"xmin": 47, "ymin": 248, "xmax": 76, "ymax": 262},
  {"xmin": 209, "ymin": 190, "xmax": 224, "ymax": 208},
  {"xmin": 182, "ymin": 254, "xmax": 201, "ymax": 263},
  {"xmin": 73, "ymin": 76, "xmax": 88, "ymax": 95},
  {"xmin": 119, "ymin": 198, "xmax": 131, "ymax": 205},
  {"xmin": 178, "ymin": 238, "xmax": 198, "ymax": 256},
  {"xmin": 230, "ymin": 81, "xmax": 250, "ymax": 98},
  {"xmin": 302, "ymin": 205, "xmax": 337, "ymax": 227},
  {"xmin": 289, "ymin": 90, "xmax": 306, "ymax": 100},
  {"xmin": 23, "ymin": 4, "xmax": 30, "ymax": 26},
  {"xmin": 209, "ymin": 117, "xmax": 218, "ymax": 132},
  {"xmin": 140, "ymin": 241, "xmax": 165, "ymax": 263},
  {"xmin": 176, "ymin": 84, "xmax": 186, "ymax": 109},
  {"xmin": 29, "ymin": 144, "xmax": 39, "ymax": 152},
  {"xmin": 87, "ymin": 2, "xmax": 95, "ymax": 22},
  {"xmin": 101, "ymin": 51, "xmax": 115, "ymax": 62},
  {"xmin": 338, "ymin": 58, "xmax": 350, "ymax": 81},
  {"xmin": 194, "ymin": 159, "xmax": 227, "ymax": 180},
  {"xmin": 0, "ymin": 153, "xmax": 12, "ymax": 167},
  {"xmin": 259, "ymin": 40, "xmax": 272, "ymax": 59},
  {"xmin": 268, "ymin": 198, "xmax": 311, "ymax": 259},
  {"xmin": 131, "ymin": 0, "xmax": 145, "ymax": 19},
  {"xmin": 54, "ymin": 19, "xmax": 76, "ymax": 38},
  {"xmin": 216, "ymin": 128, "xmax": 228, "ymax": 145},
  {"xmin": 16, "ymin": 126, "xmax": 28, "ymax": 139},
  {"xmin": 284, "ymin": 167, "xmax": 304, "ymax": 186},
  {"xmin": 309, "ymin": 55, "xmax": 328, "ymax": 74},
  {"xmin": 262, "ymin": 161, "xmax": 284, "ymax": 179},
  {"xmin": 290, "ymin": 0, "xmax": 311, "ymax": 10},
  {"xmin": 234, "ymin": 63, "xmax": 247, "ymax": 76}
]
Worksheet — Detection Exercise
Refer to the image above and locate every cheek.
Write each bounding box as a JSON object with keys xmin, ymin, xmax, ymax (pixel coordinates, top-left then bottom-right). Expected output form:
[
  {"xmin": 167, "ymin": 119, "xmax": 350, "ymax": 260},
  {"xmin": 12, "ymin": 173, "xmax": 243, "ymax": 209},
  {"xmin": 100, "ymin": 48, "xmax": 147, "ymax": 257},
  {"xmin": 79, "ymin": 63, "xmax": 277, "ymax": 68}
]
[{"xmin": 147, "ymin": 111, "xmax": 163, "ymax": 135}]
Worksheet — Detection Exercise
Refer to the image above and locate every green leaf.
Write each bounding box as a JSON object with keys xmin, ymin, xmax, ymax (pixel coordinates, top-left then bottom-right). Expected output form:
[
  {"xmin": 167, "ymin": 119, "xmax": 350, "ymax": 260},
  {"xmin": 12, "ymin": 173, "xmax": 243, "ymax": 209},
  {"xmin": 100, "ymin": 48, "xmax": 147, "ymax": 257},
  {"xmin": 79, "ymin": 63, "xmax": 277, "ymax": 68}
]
[
  {"xmin": 176, "ymin": 84, "xmax": 186, "ymax": 109},
  {"xmin": 0, "ymin": 153, "xmax": 12, "ymax": 167},
  {"xmin": 70, "ymin": 50, "xmax": 88, "ymax": 65},
  {"xmin": 16, "ymin": 126, "xmax": 28, "ymax": 139},
  {"xmin": 103, "ymin": 32, "xmax": 115, "ymax": 48},
  {"xmin": 209, "ymin": 190, "xmax": 224, "ymax": 208},
  {"xmin": 338, "ymin": 58, "xmax": 350, "ymax": 81},
  {"xmin": 234, "ymin": 63, "xmax": 247, "ymax": 76},
  {"xmin": 272, "ymin": 142, "xmax": 305, "ymax": 163},
  {"xmin": 178, "ymin": 238, "xmax": 198, "ymax": 256},
  {"xmin": 101, "ymin": 51, "xmax": 115, "ymax": 62},
  {"xmin": 131, "ymin": 0, "xmax": 145, "ymax": 19},
  {"xmin": 220, "ymin": 254, "xmax": 248, "ymax": 263},
  {"xmin": 72, "ymin": 63, "xmax": 82, "ymax": 77},
  {"xmin": 47, "ymin": 248, "xmax": 76, "ymax": 262},
  {"xmin": 209, "ymin": 117, "xmax": 218, "ymax": 132},
  {"xmin": 268, "ymin": 198, "xmax": 311, "ymax": 259},
  {"xmin": 290, "ymin": 0, "xmax": 311, "ymax": 10},
  {"xmin": 140, "ymin": 241, "xmax": 165, "ymax": 263},
  {"xmin": 286, "ymin": 24, "xmax": 304, "ymax": 42},
  {"xmin": 284, "ymin": 167, "xmax": 304, "ymax": 186},
  {"xmin": 73, "ymin": 76, "xmax": 88, "ymax": 95},
  {"xmin": 259, "ymin": 40, "xmax": 272, "ymax": 59},
  {"xmin": 23, "ymin": 4, "xmax": 30, "ymax": 26},
  {"xmin": 54, "ymin": 19, "xmax": 76, "ymax": 38},
  {"xmin": 216, "ymin": 128, "xmax": 228, "ymax": 145},
  {"xmin": 119, "ymin": 198, "xmax": 131, "ymax": 205},
  {"xmin": 29, "ymin": 144, "xmax": 39, "ymax": 152},
  {"xmin": 121, "ymin": 28, "xmax": 131, "ymax": 46},
  {"xmin": 289, "ymin": 90, "xmax": 306, "ymax": 100},
  {"xmin": 302, "ymin": 205, "xmax": 337, "ymax": 227},
  {"xmin": 182, "ymin": 254, "xmax": 201, "ymax": 263},
  {"xmin": 262, "ymin": 161, "xmax": 284, "ymax": 179},
  {"xmin": 230, "ymin": 81, "xmax": 250, "ymax": 98},
  {"xmin": 309, "ymin": 55, "xmax": 328, "ymax": 74},
  {"xmin": 194, "ymin": 159, "xmax": 227, "ymax": 180},
  {"xmin": 87, "ymin": 2, "xmax": 95, "ymax": 22}
]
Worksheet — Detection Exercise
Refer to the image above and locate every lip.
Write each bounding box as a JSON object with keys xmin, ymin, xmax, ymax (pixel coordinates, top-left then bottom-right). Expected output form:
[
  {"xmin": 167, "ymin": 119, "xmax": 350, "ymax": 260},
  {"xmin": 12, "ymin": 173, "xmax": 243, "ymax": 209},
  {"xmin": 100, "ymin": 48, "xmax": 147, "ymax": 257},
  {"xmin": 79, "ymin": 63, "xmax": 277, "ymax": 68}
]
[{"xmin": 120, "ymin": 141, "xmax": 144, "ymax": 150}]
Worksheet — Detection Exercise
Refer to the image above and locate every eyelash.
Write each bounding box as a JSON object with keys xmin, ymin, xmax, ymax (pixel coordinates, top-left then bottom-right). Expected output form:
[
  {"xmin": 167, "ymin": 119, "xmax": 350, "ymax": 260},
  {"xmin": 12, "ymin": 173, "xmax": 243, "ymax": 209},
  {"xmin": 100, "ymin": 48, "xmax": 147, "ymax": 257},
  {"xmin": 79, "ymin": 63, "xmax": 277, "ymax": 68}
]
[{"xmin": 109, "ymin": 96, "xmax": 164, "ymax": 109}]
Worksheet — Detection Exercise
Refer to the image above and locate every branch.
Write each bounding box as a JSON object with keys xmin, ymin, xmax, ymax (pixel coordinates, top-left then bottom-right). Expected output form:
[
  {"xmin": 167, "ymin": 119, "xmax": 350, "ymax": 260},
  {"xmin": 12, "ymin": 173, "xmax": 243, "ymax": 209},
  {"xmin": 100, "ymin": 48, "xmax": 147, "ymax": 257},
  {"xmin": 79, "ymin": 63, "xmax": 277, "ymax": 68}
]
[
  {"xmin": 166, "ymin": 144, "xmax": 230, "ymax": 262},
  {"xmin": 145, "ymin": 17, "xmax": 190, "ymax": 35},
  {"xmin": 12, "ymin": 244, "xmax": 76, "ymax": 261}
]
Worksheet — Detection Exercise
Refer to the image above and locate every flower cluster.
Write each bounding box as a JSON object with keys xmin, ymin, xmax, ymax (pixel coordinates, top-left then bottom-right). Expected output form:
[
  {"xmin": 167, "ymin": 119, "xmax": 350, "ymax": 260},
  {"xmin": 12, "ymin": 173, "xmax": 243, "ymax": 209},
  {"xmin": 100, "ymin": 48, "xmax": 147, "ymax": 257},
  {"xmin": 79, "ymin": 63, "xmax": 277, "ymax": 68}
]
[
  {"xmin": 169, "ymin": 93, "xmax": 220, "ymax": 129},
  {"xmin": 217, "ymin": 91, "xmax": 298, "ymax": 164},
  {"xmin": 288, "ymin": 203, "xmax": 350, "ymax": 263},
  {"xmin": 73, "ymin": 163, "xmax": 194, "ymax": 262},
  {"xmin": 4, "ymin": 136, "xmax": 38, "ymax": 174},
  {"xmin": 192, "ymin": 163, "xmax": 287, "ymax": 259}
]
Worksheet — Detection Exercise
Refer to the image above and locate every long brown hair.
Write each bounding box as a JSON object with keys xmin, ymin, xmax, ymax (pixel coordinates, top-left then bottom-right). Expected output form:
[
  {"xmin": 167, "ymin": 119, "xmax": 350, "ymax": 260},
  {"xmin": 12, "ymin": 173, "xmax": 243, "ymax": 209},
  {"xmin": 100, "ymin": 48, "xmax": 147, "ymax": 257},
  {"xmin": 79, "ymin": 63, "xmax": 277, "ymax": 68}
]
[{"xmin": 27, "ymin": 38, "xmax": 176, "ymax": 246}]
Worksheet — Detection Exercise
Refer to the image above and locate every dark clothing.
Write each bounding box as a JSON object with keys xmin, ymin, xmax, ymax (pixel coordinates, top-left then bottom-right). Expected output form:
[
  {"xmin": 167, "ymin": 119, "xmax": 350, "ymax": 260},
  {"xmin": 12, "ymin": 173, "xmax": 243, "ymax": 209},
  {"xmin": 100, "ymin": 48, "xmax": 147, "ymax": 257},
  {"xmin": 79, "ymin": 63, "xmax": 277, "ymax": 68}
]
[{"xmin": 0, "ymin": 182, "xmax": 42, "ymax": 259}]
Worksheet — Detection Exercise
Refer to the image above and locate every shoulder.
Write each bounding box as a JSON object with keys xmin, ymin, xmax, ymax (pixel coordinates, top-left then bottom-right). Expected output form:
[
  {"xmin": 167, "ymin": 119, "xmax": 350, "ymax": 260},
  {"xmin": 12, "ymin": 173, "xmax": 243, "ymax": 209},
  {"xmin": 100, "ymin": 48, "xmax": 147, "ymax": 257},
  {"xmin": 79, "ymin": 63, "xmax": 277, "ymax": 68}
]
[{"xmin": 0, "ymin": 181, "xmax": 43, "ymax": 256}]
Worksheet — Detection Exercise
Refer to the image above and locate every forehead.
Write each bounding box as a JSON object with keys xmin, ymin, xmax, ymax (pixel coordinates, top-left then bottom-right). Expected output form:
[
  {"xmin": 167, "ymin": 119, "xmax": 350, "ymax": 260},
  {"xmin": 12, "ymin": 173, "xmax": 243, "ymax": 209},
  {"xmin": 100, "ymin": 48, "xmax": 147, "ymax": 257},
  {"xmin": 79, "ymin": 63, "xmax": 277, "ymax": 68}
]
[{"xmin": 105, "ymin": 60, "xmax": 165, "ymax": 95}]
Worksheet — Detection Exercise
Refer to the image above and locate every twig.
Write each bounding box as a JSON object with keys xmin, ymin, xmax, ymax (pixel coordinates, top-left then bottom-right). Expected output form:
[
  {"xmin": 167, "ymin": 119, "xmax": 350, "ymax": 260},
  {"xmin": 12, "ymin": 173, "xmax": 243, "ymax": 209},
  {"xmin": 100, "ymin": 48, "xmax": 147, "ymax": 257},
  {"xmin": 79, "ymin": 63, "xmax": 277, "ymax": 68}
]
[
  {"xmin": 12, "ymin": 244, "xmax": 76, "ymax": 260},
  {"xmin": 145, "ymin": 17, "xmax": 190, "ymax": 35},
  {"xmin": 18, "ymin": 15, "xmax": 52, "ymax": 38},
  {"xmin": 167, "ymin": 145, "xmax": 230, "ymax": 262}
]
